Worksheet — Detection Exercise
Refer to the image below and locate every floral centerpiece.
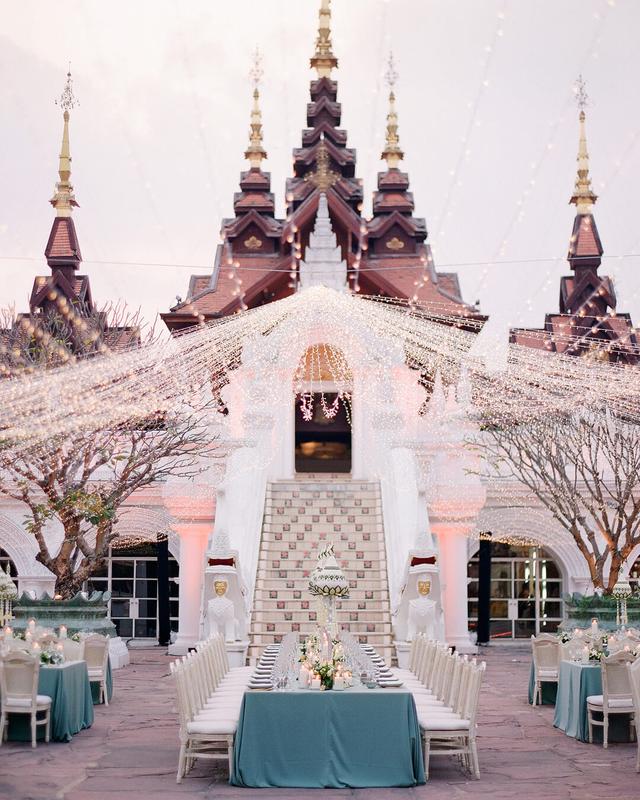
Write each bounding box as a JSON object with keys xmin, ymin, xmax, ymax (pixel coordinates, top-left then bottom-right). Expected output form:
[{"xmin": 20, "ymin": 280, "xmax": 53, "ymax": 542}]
[{"xmin": 39, "ymin": 647, "xmax": 64, "ymax": 665}]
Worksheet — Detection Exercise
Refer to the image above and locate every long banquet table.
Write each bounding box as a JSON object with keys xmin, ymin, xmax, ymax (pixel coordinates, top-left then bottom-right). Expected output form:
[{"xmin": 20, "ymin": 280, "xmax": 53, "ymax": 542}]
[
  {"xmin": 7, "ymin": 660, "xmax": 94, "ymax": 743},
  {"xmin": 231, "ymin": 684, "xmax": 425, "ymax": 788}
]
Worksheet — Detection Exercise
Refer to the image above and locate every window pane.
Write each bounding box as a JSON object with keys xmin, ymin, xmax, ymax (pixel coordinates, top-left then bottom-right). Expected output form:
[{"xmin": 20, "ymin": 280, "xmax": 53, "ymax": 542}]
[
  {"xmin": 539, "ymin": 580, "xmax": 562, "ymax": 598},
  {"xmin": 539, "ymin": 560, "xmax": 560, "ymax": 579},
  {"xmin": 135, "ymin": 618, "xmax": 157, "ymax": 638},
  {"xmin": 468, "ymin": 601, "xmax": 478, "ymax": 618},
  {"xmin": 114, "ymin": 618, "xmax": 132, "ymax": 638},
  {"xmin": 515, "ymin": 581, "xmax": 535, "ymax": 599},
  {"xmin": 490, "ymin": 600, "xmax": 508, "ymax": 618},
  {"xmin": 87, "ymin": 579, "xmax": 108, "ymax": 594},
  {"xmin": 518, "ymin": 600, "xmax": 536, "ymax": 619},
  {"xmin": 90, "ymin": 563, "xmax": 108, "ymax": 579},
  {"xmin": 514, "ymin": 562, "xmax": 534, "ymax": 581},
  {"xmin": 170, "ymin": 619, "xmax": 179, "ymax": 633},
  {"xmin": 515, "ymin": 620, "xmax": 536, "ymax": 638},
  {"xmin": 168, "ymin": 559, "xmax": 180, "ymax": 578},
  {"xmin": 467, "ymin": 562, "xmax": 479, "ymax": 579},
  {"xmin": 136, "ymin": 561, "xmax": 158, "ymax": 578},
  {"xmin": 169, "ymin": 580, "xmax": 179, "ymax": 597},
  {"xmin": 170, "ymin": 600, "xmax": 179, "ymax": 618},
  {"xmin": 135, "ymin": 580, "xmax": 157, "ymax": 599},
  {"xmin": 491, "ymin": 563, "xmax": 512, "ymax": 580},
  {"xmin": 111, "ymin": 580, "xmax": 134, "ymax": 598},
  {"xmin": 111, "ymin": 561, "xmax": 134, "ymax": 578},
  {"xmin": 490, "ymin": 580, "xmax": 510, "ymax": 599},
  {"xmin": 111, "ymin": 599, "xmax": 130, "ymax": 618},
  {"xmin": 539, "ymin": 600, "xmax": 563, "ymax": 618},
  {"xmin": 467, "ymin": 581, "xmax": 479, "ymax": 598},
  {"xmin": 138, "ymin": 599, "xmax": 157, "ymax": 618},
  {"xmin": 490, "ymin": 619, "xmax": 512, "ymax": 639},
  {"xmin": 539, "ymin": 619, "xmax": 560, "ymax": 634}
]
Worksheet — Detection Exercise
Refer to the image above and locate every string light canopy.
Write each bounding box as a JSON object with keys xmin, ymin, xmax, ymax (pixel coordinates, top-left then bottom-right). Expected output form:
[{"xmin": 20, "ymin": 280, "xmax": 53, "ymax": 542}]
[{"xmin": 1, "ymin": 285, "xmax": 640, "ymax": 464}]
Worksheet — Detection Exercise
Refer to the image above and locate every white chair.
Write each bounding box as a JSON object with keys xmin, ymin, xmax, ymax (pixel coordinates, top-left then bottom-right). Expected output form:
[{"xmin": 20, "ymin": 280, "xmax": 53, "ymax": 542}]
[
  {"xmin": 171, "ymin": 634, "xmax": 249, "ymax": 782},
  {"xmin": 419, "ymin": 657, "xmax": 486, "ymax": 779},
  {"xmin": 627, "ymin": 658, "xmax": 640, "ymax": 772},
  {"xmin": 82, "ymin": 635, "xmax": 110, "ymax": 705},
  {"xmin": 61, "ymin": 639, "xmax": 82, "ymax": 661},
  {"xmin": 587, "ymin": 651, "xmax": 636, "ymax": 747},
  {"xmin": 531, "ymin": 634, "xmax": 560, "ymax": 705},
  {"xmin": 0, "ymin": 651, "xmax": 51, "ymax": 748}
]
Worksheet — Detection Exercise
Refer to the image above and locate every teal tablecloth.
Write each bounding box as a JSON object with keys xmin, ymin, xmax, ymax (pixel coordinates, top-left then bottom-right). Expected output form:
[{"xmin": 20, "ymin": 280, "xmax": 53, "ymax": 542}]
[
  {"xmin": 528, "ymin": 663, "xmax": 558, "ymax": 705},
  {"xmin": 553, "ymin": 660, "xmax": 631, "ymax": 743},
  {"xmin": 231, "ymin": 687, "xmax": 425, "ymax": 788},
  {"xmin": 8, "ymin": 660, "xmax": 94, "ymax": 743},
  {"xmin": 90, "ymin": 658, "xmax": 113, "ymax": 704}
]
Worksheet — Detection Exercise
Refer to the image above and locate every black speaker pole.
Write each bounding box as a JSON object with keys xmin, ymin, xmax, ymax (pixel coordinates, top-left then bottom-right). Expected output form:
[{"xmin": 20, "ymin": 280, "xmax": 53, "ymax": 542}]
[
  {"xmin": 477, "ymin": 533, "xmax": 492, "ymax": 646},
  {"xmin": 157, "ymin": 533, "xmax": 171, "ymax": 647}
]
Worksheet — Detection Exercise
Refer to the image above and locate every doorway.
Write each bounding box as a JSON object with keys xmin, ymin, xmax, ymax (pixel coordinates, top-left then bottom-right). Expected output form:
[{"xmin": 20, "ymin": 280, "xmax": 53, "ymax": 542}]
[
  {"xmin": 467, "ymin": 543, "xmax": 564, "ymax": 639},
  {"xmin": 294, "ymin": 393, "xmax": 352, "ymax": 473},
  {"xmin": 86, "ymin": 542, "xmax": 179, "ymax": 641}
]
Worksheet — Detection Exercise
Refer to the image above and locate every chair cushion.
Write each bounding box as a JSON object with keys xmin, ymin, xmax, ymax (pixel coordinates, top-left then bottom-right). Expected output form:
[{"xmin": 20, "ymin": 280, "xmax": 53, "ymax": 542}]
[
  {"xmin": 586, "ymin": 694, "xmax": 634, "ymax": 709},
  {"xmin": 187, "ymin": 719, "xmax": 237, "ymax": 735},
  {"xmin": 419, "ymin": 716, "xmax": 470, "ymax": 731},
  {"xmin": 537, "ymin": 669, "xmax": 558, "ymax": 678},
  {"xmin": 3, "ymin": 695, "xmax": 52, "ymax": 709}
]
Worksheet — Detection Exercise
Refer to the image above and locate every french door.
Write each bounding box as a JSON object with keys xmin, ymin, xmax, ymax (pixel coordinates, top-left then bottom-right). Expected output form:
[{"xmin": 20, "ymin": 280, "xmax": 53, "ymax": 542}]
[
  {"xmin": 468, "ymin": 544, "xmax": 563, "ymax": 639},
  {"xmin": 86, "ymin": 543, "xmax": 179, "ymax": 641}
]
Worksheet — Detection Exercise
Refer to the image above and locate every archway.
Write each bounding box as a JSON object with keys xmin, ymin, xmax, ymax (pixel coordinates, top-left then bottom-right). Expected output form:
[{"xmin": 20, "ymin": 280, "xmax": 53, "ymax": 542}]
[{"xmin": 294, "ymin": 344, "xmax": 352, "ymax": 474}]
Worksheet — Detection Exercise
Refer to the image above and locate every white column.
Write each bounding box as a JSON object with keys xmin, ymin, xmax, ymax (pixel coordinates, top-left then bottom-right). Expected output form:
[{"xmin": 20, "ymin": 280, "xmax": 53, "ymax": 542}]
[
  {"xmin": 431, "ymin": 517, "xmax": 476, "ymax": 653},
  {"xmin": 169, "ymin": 521, "xmax": 209, "ymax": 655}
]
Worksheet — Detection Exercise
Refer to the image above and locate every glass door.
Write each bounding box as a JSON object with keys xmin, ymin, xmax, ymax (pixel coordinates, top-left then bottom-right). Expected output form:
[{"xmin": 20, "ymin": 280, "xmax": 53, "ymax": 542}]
[
  {"xmin": 468, "ymin": 544, "xmax": 563, "ymax": 639},
  {"xmin": 86, "ymin": 542, "xmax": 179, "ymax": 641}
]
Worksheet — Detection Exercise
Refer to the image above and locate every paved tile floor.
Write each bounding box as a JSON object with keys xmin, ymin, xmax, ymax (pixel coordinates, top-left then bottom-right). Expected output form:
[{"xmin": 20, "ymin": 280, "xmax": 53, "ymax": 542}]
[{"xmin": 1, "ymin": 646, "xmax": 638, "ymax": 800}]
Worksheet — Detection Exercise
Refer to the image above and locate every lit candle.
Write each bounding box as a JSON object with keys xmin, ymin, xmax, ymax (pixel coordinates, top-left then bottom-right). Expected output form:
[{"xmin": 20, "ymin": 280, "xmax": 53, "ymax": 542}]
[
  {"xmin": 32, "ymin": 642, "xmax": 40, "ymax": 653},
  {"xmin": 299, "ymin": 665, "xmax": 309, "ymax": 687},
  {"xmin": 581, "ymin": 646, "xmax": 589, "ymax": 664},
  {"xmin": 333, "ymin": 676, "xmax": 345, "ymax": 691},
  {"xmin": 591, "ymin": 618, "xmax": 598, "ymax": 635},
  {"xmin": 25, "ymin": 631, "xmax": 32, "ymax": 642},
  {"xmin": 27, "ymin": 619, "xmax": 36, "ymax": 633},
  {"xmin": 311, "ymin": 676, "xmax": 321, "ymax": 691},
  {"xmin": 3, "ymin": 626, "xmax": 12, "ymax": 639},
  {"xmin": 56, "ymin": 643, "xmax": 64, "ymax": 653},
  {"xmin": 59, "ymin": 625, "xmax": 67, "ymax": 639}
]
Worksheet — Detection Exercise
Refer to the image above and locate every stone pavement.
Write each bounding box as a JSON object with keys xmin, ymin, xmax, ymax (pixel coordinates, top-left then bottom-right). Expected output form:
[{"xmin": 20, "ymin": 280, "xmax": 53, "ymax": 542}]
[{"xmin": 1, "ymin": 646, "xmax": 638, "ymax": 800}]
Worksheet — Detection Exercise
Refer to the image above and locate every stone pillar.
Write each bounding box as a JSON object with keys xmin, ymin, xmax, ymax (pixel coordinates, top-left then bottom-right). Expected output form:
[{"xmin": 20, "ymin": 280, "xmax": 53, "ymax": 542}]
[
  {"xmin": 169, "ymin": 522, "xmax": 209, "ymax": 655},
  {"xmin": 430, "ymin": 516, "xmax": 477, "ymax": 652},
  {"xmin": 163, "ymin": 494, "xmax": 216, "ymax": 656}
]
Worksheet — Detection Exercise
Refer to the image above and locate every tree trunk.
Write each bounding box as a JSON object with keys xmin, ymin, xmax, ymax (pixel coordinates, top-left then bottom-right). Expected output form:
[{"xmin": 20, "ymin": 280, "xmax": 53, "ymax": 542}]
[{"xmin": 53, "ymin": 570, "xmax": 86, "ymax": 599}]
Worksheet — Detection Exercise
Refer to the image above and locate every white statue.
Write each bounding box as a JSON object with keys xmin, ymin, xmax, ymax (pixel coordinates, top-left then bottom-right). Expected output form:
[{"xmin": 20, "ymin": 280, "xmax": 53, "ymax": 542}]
[
  {"xmin": 407, "ymin": 576, "xmax": 437, "ymax": 640},
  {"xmin": 206, "ymin": 578, "xmax": 237, "ymax": 642}
]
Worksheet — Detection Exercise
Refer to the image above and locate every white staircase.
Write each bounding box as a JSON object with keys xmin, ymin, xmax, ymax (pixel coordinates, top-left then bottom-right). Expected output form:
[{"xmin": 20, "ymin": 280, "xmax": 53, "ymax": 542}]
[{"xmin": 249, "ymin": 476, "xmax": 393, "ymax": 663}]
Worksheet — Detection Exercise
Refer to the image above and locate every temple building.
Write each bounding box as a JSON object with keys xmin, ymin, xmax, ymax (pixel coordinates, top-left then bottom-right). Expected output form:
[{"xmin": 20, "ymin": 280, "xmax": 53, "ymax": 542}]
[
  {"xmin": 1, "ymin": 2, "xmax": 639, "ymax": 659},
  {"xmin": 510, "ymin": 79, "xmax": 638, "ymax": 364}
]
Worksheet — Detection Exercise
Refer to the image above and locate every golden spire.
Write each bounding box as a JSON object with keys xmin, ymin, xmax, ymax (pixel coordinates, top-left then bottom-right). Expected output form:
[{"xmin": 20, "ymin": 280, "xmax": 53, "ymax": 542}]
[
  {"xmin": 304, "ymin": 134, "xmax": 340, "ymax": 190},
  {"xmin": 245, "ymin": 47, "xmax": 267, "ymax": 168},
  {"xmin": 381, "ymin": 52, "xmax": 403, "ymax": 169},
  {"xmin": 310, "ymin": 0, "xmax": 338, "ymax": 78},
  {"xmin": 570, "ymin": 75, "xmax": 597, "ymax": 214},
  {"xmin": 50, "ymin": 69, "xmax": 79, "ymax": 217}
]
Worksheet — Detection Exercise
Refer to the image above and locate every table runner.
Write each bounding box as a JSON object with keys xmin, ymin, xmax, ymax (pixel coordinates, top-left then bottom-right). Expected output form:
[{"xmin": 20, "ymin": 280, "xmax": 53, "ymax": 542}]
[
  {"xmin": 231, "ymin": 686, "xmax": 425, "ymax": 788},
  {"xmin": 553, "ymin": 660, "xmax": 631, "ymax": 743},
  {"xmin": 7, "ymin": 660, "xmax": 94, "ymax": 743}
]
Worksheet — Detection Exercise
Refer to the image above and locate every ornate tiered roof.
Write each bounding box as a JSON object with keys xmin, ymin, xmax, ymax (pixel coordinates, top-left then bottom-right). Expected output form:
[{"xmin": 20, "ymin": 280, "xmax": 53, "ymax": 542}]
[
  {"xmin": 510, "ymin": 78, "xmax": 637, "ymax": 364},
  {"xmin": 162, "ymin": 0, "xmax": 483, "ymax": 332}
]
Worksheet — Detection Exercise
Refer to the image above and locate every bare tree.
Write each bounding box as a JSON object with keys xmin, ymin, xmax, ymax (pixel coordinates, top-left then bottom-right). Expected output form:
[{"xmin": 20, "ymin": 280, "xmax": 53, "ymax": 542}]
[
  {"xmin": 479, "ymin": 410, "xmax": 640, "ymax": 593},
  {"xmin": 0, "ymin": 303, "xmax": 215, "ymax": 597}
]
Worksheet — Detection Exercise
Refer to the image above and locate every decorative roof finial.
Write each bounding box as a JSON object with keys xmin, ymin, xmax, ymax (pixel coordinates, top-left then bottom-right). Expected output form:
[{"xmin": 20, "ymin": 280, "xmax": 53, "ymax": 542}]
[
  {"xmin": 570, "ymin": 74, "xmax": 597, "ymax": 214},
  {"xmin": 381, "ymin": 52, "xmax": 404, "ymax": 169},
  {"xmin": 50, "ymin": 68, "xmax": 79, "ymax": 217},
  {"xmin": 310, "ymin": 0, "xmax": 338, "ymax": 78},
  {"xmin": 244, "ymin": 47, "xmax": 267, "ymax": 169},
  {"xmin": 305, "ymin": 133, "xmax": 340, "ymax": 191}
]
